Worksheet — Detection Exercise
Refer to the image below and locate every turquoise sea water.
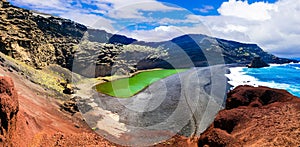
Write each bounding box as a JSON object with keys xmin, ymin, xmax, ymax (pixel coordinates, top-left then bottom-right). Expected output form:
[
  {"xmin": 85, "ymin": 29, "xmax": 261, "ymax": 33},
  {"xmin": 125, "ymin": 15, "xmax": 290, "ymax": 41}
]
[{"xmin": 226, "ymin": 63, "xmax": 300, "ymax": 98}]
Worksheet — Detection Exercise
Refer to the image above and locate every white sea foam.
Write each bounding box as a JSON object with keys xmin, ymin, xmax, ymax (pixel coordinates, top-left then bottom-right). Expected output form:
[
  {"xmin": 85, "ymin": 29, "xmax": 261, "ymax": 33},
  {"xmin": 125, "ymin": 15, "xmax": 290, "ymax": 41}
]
[
  {"xmin": 269, "ymin": 62, "xmax": 300, "ymax": 67},
  {"xmin": 225, "ymin": 67, "xmax": 257, "ymax": 88},
  {"xmin": 269, "ymin": 64, "xmax": 284, "ymax": 67},
  {"xmin": 225, "ymin": 67, "xmax": 292, "ymax": 90}
]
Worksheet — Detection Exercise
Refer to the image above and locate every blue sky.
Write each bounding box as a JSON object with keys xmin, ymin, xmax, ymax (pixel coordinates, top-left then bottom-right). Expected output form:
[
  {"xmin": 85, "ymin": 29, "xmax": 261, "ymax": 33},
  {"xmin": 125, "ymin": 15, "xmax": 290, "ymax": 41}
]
[
  {"xmin": 158, "ymin": 0, "xmax": 277, "ymax": 15},
  {"xmin": 7, "ymin": 0, "xmax": 300, "ymax": 57}
]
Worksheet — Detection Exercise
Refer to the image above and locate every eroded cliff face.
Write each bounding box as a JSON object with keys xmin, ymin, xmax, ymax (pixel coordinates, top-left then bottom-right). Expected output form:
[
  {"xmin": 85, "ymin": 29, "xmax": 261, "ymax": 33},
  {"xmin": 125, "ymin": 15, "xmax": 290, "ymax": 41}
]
[
  {"xmin": 0, "ymin": 0, "xmax": 86, "ymax": 69},
  {"xmin": 0, "ymin": 76, "xmax": 18, "ymax": 146},
  {"xmin": 198, "ymin": 85, "xmax": 300, "ymax": 147}
]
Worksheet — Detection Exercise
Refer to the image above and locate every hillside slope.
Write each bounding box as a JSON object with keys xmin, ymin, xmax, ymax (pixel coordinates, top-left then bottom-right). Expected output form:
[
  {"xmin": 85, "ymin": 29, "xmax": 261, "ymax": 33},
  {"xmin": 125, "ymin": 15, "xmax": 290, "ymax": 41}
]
[{"xmin": 0, "ymin": 0, "xmax": 296, "ymax": 78}]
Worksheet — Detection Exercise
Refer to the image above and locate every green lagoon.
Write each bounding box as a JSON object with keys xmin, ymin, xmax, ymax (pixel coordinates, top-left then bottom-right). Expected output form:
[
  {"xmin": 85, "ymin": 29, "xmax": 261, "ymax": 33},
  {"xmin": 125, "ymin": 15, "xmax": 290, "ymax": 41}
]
[{"xmin": 95, "ymin": 69, "xmax": 187, "ymax": 98}]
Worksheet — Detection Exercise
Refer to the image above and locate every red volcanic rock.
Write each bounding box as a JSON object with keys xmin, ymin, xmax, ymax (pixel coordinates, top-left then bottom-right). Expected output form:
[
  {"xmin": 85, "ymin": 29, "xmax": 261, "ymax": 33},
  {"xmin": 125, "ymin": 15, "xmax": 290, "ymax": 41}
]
[
  {"xmin": 0, "ymin": 77, "xmax": 18, "ymax": 146},
  {"xmin": 225, "ymin": 85, "xmax": 297, "ymax": 109},
  {"xmin": 198, "ymin": 85, "xmax": 300, "ymax": 147}
]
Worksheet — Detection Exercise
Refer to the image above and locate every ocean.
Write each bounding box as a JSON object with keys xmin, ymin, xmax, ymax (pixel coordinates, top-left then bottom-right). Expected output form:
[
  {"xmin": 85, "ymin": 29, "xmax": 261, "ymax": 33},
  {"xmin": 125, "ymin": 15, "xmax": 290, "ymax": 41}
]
[{"xmin": 226, "ymin": 63, "xmax": 300, "ymax": 98}]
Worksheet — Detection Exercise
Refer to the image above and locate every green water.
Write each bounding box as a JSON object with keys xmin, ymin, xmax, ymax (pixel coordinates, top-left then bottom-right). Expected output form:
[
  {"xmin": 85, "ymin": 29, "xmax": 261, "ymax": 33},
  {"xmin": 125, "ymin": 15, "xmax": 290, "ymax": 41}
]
[{"xmin": 95, "ymin": 69, "xmax": 187, "ymax": 98}]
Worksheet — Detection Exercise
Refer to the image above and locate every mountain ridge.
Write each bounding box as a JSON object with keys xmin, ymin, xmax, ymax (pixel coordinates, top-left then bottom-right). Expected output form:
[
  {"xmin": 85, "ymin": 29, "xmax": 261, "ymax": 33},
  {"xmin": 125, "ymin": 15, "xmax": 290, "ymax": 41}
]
[{"xmin": 0, "ymin": 0, "xmax": 297, "ymax": 77}]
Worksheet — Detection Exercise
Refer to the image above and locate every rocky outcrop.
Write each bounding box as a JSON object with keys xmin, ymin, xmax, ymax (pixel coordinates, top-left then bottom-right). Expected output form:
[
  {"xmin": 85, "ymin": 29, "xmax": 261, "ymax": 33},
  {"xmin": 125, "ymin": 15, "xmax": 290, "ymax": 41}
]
[
  {"xmin": 0, "ymin": 0, "xmax": 86, "ymax": 69},
  {"xmin": 0, "ymin": 76, "xmax": 18, "ymax": 146},
  {"xmin": 73, "ymin": 42, "xmax": 168, "ymax": 77},
  {"xmin": 247, "ymin": 56, "xmax": 269, "ymax": 68},
  {"xmin": 198, "ymin": 85, "xmax": 300, "ymax": 146}
]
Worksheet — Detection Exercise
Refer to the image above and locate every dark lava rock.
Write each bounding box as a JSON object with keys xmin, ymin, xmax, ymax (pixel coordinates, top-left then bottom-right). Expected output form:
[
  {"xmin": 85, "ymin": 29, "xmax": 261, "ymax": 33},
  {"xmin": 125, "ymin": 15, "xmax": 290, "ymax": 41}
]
[
  {"xmin": 247, "ymin": 56, "xmax": 269, "ymax": 68},
  {"xmin": 0, "ymin": 76, "xmax": 19, "ymax": 146},
  {"xmin": 63, "ymin": 86, "xmax": 74, "ymax": 94},
  {"xmin": 198, "ymin": 85, "xmax": 300, "ymax": 147},
  {"xmin": 61, "ymin": 97, "xmax": 79, "ymax": 114}
]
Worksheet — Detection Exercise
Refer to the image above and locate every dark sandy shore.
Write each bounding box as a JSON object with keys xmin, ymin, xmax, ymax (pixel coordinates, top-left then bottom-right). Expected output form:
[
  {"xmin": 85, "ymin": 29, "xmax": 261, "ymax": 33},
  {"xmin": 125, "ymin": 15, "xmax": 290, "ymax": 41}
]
[{"xmin": 75, "ymin": 65, "xmax": 229, "ymax": 146}]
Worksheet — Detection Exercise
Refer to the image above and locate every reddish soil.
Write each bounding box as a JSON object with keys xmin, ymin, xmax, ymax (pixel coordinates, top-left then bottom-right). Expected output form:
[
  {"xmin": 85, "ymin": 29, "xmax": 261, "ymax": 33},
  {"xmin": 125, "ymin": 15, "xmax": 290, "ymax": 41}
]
[
  {"xmin": 0, "ymin": 64, "xmax": 197, "ymax": 146},
  {"xmin": 0, "ymin": 68, "xmax": 119, "ymax": 146},
  {"xmin": 198, "ymin": 85, "xmax": 300, "ymax": 147}
]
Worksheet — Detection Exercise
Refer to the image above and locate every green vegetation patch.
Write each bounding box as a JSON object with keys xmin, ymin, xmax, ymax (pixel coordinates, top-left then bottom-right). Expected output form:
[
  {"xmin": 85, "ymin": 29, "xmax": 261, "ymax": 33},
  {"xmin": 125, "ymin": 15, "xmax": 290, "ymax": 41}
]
[{"xmin": 95, "ymin": 69, "xmax": 187, "ymax": 98}]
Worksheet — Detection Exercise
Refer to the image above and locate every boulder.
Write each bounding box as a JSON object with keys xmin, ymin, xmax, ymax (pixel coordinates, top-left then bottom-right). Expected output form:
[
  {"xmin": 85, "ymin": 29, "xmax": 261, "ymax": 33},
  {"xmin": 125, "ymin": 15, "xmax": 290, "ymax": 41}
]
[
  {"xmin": 63, "ymin": 84, "xmax": 74, "ymax": 94},
  {"xmin": 247, "ymin": 56, "xmax": 269, "ymax": 68}
]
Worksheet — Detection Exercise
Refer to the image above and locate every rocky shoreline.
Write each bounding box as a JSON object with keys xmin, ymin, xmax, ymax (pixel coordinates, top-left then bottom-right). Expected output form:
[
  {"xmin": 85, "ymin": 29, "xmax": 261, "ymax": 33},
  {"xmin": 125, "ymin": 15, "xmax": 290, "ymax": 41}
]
[{"xmin": 198, "ymin": 85, "xmax": 300, "ymax": 146}]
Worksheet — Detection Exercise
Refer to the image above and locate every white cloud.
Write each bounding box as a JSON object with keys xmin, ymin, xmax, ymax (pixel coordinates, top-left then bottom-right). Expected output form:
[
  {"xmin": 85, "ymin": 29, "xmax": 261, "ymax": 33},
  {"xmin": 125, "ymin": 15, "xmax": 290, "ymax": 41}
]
[
  {"xmin": 214, "ymin": 0, "xmax": 300, "ymax": 56},
  {"xmin": 9, "ymin": 0, "xmax": 115, "ymax": 32},
  {"xmin": 10, "ymin": 0, "xmax": 68, "ymax": 12},
  {"xmin": 8, "ymin": 0, "xmax": 184, "ymax": 33},
  {"xmin": 118, "ymin": 26, "xmax": 184, "ymax": 42},
  {"xmin": 194, "ymin": 5, "xmax": 214, "ymax": 13},
  {"xmin": 105, "ymin": 1, "xmax": 183, "ymax": 19},
  {"xmin": 118, "ymin": 24, "xmax": 211, "ymax": 42},
  {"xmin": 217, "ymin": 0, "xmax": 278, "ymax": 21},
  {"xmin": 60, "ymin": 11, "xmax": 115, "ymax": 33}
]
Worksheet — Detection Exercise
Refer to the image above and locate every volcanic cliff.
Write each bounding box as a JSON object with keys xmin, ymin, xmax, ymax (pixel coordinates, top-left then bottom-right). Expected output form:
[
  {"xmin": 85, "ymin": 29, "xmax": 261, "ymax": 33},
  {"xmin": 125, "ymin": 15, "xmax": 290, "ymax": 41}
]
[{"xmin": 198, "ymin": 85, "xmax": 300, "ymax": 146}]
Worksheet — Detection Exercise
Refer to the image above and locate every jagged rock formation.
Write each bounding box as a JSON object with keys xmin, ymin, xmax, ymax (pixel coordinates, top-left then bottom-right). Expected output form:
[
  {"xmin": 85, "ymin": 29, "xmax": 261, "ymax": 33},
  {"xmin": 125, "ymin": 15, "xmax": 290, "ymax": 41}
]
[
  {"xmin": 0, "ymin": 76, "xmax": 18, "ymax": 146},
  {"xmin": 0, "ymin": 0, "xmax": 87, "ymax": 69},
  {"xmin": 247, "ymin": 56, "xmax": 270, "ymax": 68},
  {"xmin": 198, "ymin": 85, "xmax": 300, "ymax": 147}
]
